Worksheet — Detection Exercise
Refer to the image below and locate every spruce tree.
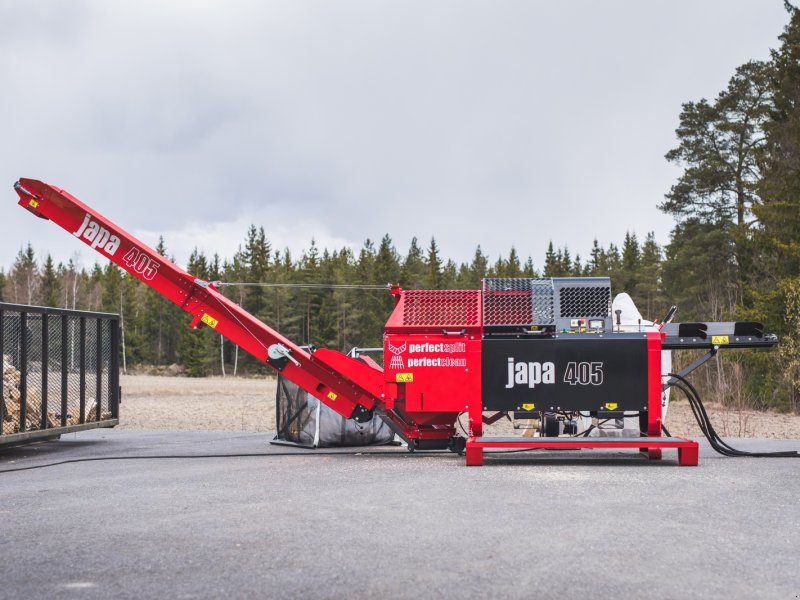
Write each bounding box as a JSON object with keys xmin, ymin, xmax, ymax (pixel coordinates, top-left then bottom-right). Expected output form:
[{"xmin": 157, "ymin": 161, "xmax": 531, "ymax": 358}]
[
  {"xmin": 425, "ymin": 237, "xmax": 443, "ymax": 289},
  {"xmin": 40, "ymin": 255, "xmax": 60, "ymax": 308}
]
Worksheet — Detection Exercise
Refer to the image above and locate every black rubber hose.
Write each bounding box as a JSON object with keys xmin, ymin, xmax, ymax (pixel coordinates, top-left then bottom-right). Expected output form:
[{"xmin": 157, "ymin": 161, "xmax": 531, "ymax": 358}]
[{"xmin": 666, "ymin": 372, "xmax": 799, "ymax": 458}]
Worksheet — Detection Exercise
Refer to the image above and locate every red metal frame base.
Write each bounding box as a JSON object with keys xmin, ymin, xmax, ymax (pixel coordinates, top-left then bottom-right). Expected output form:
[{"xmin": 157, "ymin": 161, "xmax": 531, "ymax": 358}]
[{"xmin": 465, "ymin": 436, "xmax": 699, "ymax": 467}]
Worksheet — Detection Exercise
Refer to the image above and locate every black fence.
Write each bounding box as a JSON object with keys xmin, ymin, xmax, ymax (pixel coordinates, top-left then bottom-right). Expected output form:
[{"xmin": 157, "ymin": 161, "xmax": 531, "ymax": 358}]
[{"xmin": 1, "ymin": 302, "xmax": 120, "ymax": 447}]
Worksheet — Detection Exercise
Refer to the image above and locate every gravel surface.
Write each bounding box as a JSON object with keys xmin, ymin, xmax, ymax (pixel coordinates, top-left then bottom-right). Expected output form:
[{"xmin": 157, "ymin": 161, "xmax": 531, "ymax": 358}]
[{"xmin": 118, "ymin": 374, "xmax": 800, "ymax": 439}]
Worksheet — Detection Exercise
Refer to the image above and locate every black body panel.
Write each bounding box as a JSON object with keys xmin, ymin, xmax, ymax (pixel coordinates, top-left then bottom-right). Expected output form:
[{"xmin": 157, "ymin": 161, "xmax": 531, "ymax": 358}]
[{"xmin": 481, "ymin": 334, "xmax": 650, "ymax": 412}]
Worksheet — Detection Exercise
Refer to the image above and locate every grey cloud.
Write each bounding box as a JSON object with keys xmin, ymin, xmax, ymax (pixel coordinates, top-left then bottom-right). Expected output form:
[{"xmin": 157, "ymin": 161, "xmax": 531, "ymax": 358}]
[{"xmin": 0, "ymin": 0, "xmax": 788, "ymax": 271}]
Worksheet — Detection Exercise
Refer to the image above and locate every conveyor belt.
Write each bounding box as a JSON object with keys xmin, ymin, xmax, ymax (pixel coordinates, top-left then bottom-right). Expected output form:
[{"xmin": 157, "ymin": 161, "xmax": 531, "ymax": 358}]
[{"xmin": 661, "ymin": 321, "xmax": 778, "ymax": 349}]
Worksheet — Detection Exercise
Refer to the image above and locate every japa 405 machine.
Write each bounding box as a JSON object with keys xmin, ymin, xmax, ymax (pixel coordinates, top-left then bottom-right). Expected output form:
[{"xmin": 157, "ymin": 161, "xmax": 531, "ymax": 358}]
[{"xmin": 14, "ymin": 178, "xmax": 788, "ymax": 466}]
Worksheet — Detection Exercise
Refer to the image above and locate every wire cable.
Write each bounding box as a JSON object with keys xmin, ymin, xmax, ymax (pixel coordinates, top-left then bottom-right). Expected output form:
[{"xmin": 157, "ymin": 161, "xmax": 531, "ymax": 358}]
[
  {"xmin": 0, "ymin": 449, "xmax": 424, "ymax": 474},
  {"xmin": 215, "ymin": 282, "xmax": 388, "ymax": 290}
]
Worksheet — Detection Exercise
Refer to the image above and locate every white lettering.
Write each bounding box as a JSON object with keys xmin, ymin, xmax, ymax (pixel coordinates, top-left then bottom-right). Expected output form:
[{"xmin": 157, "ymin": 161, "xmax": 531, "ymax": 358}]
[
  {"xmin": 408, "ymin": 342, "xmax": 466, "ymax": 354},
  {"xmin": 91, "ymin": 227, "xmax": 110, "ymax": 250},
  {"xmin": 73, "ymin": 213, "xmax": 91, "ymax": 238},
  {"xmin": 504, "ymin": 358, "xmax": 556, "ymax": 389},
  {"xmin": 543, "ymin": 362, "xmax": 555, "ymax": 384},
  {"xmin": 83, "ymin": 220, "xmax": 99, "ymax": 242},
  {"xmin": 514, "ymin": 362, "xmax": 527, "ymax": 385},
  {"xmin": 105, "ymin": 235, "xmax": 121, "ymax": 255},
  {"xmin": 72, "ymin": 213, "xmax": 121, "ymax": 257}
]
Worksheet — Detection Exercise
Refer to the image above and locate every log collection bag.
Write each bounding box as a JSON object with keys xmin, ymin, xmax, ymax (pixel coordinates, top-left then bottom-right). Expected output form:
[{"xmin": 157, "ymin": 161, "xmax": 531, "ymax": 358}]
[{"xmin": 273, "ymin": 375, "xmax": 394, "ymax": 448}]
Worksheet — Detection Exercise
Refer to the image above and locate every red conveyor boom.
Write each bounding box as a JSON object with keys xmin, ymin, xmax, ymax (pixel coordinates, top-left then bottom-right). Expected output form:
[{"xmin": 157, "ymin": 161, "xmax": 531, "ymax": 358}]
[{"xmin": 14, "ymin": 178, "xmax": 383, "ymax": 422}]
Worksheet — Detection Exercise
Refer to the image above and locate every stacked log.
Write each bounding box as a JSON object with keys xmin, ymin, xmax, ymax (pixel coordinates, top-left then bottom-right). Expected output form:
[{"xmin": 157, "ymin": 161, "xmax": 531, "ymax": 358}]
[
  {"xmin": 2, "ymin": 354, "xmax": 111, "ymax": 435},
  {"xmin": 2, "ymin": 355, "xmax": 42, "ymax": 433}
]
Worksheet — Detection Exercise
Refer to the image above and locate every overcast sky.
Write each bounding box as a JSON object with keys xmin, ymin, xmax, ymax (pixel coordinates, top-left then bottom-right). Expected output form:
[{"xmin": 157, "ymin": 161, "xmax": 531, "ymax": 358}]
[{"xmin": 0, "ymin": 1, "xmax": 790, "ymax": 274}]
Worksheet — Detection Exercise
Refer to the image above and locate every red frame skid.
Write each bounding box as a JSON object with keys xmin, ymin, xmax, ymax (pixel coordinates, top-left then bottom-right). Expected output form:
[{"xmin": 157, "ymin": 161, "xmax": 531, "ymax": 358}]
[{"xmin": 464, "ymin": 437, "xmax": 699, "ymax": 466}]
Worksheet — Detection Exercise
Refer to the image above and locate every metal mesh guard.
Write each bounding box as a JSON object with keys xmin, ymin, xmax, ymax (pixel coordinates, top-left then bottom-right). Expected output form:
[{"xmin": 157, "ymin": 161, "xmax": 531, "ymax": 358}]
[
  {"xmin": 558, "ymin": 286, "xmax": 611, "ymax": 318},
  {"xmin": 401, "ymin": 290, "xmax": 480, "ymax": 327},
  {"xmin": 483, "ymin": 278, "xmax": 554, "ymax": 326}
]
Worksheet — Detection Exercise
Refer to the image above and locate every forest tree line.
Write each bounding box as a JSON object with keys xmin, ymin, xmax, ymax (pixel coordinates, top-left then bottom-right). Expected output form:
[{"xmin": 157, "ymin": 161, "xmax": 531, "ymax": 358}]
[{"xmin": 2, "ymin": 5, "xmax": 800, "ymax": 413}]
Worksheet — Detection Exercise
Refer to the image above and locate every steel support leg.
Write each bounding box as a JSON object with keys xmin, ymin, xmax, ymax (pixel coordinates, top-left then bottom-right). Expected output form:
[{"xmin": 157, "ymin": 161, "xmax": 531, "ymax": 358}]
[
  {"xmin": 678, "ymin": 443, "xmax": 699, "ymax": 466},
  {"xmin": 465, "ymin": 445, "xmax": 483, "ymax": 466}
]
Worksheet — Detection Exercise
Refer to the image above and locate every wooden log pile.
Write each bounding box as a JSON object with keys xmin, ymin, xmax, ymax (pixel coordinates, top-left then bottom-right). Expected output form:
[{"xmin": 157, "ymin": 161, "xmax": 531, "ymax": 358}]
[
  {"xmin": 2, "ymin": 356, "xmax": 40, "ymax": 434},
  {"xmin": 2, "ymin": 354, "xmax": 111, "ymax": 435}
]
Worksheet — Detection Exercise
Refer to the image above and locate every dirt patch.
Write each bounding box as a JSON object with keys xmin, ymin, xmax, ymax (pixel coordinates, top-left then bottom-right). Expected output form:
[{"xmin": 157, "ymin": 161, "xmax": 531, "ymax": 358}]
[
  {"xmin": 119, "ymin": 374, "xmax": 277, "ymax": 432},
  {"xmin": 118, "ymin": 374, "xmax": 800, "ymax": 439}
]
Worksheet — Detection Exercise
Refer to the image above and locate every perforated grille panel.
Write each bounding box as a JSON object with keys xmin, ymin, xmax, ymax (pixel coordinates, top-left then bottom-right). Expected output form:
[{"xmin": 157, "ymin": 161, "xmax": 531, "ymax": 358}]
[
  {"xmin": 483, "ymin": 278, "xmax": 554, "ymax": 326},
  {"xmin": 401, "ymin": 290, "xmax": 480, "ymax": 327},
  {"xmin": 482, "ymin": 279, "xmax": 531, "ymax": 326},
  {"xmin": 531, "ymin": 280, "xmax": 555, "ymax": 324},
  {"xmin": 483, "ymin": 277, "xmax": 612, "ymax": 327},
  {"xmin": 557, "ymin": 286, "xmax": 611, "ymax": 318}
]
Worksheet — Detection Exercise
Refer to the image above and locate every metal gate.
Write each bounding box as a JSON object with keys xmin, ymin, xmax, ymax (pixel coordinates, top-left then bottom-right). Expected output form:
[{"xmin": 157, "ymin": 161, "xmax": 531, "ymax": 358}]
[{"xmin": 1, "ymin": 302, "xmax": 120, "ymax": 447}]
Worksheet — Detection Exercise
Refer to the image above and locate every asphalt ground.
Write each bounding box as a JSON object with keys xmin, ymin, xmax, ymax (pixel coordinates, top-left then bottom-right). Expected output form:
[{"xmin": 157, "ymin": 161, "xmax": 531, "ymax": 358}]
[{"xmin": 1, "ymin": 430, "xmax": 798, "ymax": 600}]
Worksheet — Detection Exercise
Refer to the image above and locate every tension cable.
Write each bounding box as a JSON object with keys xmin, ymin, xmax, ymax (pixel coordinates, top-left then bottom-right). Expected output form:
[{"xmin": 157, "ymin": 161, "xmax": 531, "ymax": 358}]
[{"xmin": 213, "ymin": 282, "xmax": 389, "ymax": 290}]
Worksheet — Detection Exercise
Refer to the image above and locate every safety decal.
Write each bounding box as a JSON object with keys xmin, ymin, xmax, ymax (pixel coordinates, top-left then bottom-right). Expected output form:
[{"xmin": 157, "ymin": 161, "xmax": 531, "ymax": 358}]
[
  {"xmin": 200, "ymin": 313, "xmax": 219, "ymax": 329},
  {"xmin": 521, "ymin": 403, "xmax": 536, "ymax": 411},
  {"xmin": 327, "ymin": 391, "xmax": 337, "ymax": 401},
  {"xmin": 711, "ymin": 335, "xmax": 729, "ymax": 345},
  {"xmin": 28, "ymin": 199, "xmax": 39, "ymax": 209},
  {"xmin": 604, "ymin": 402, "xmax": 618, "ymax": 410},
  {"xmin": 395, "ymin": 373, "xmax": 414, "ymax": 383}
]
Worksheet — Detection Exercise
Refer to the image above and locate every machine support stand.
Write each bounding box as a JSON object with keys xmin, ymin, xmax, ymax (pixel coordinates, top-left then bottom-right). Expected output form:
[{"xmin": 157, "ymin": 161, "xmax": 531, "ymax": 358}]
[
  {"xmin": 647, "ymin": 448, "xmax": 663, "ymax": 460},
  {"xmin": 465, "ymin": 436, "xmax": 697, "ymax": 466},
  {"xmin": 465, "ymin": 444, "xmax": 483, "ymax": 466},
  {"xmin": 678, "ymin": 444, "xmax": 699, "ymax": 466}
]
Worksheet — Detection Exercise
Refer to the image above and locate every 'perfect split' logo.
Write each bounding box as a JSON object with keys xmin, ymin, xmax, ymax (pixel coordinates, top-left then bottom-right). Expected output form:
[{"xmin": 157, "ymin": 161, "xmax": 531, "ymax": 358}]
[{"xmin": 388, "ymin": 341, "xmax": 406, "ymax": 370}]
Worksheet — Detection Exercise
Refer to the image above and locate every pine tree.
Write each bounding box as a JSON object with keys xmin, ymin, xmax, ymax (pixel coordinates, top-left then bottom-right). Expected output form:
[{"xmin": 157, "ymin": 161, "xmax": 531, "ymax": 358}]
[
  {"xmin": 620, "ymin": 232, "xmax": 641, "ymax": 292},
  {"xmin": 465, "ymin": 246, "xmax": 488, "ymax": 288},
  {"xmin": 506, "ymin": 247, "xmax": 522, "ymax": 278},
  {"xmin": 754, "ymin": 2, "xmax": 800, "ymax": 279},
  {"xmin": 662, "ymin": 221, "xmax": 738, "ymax": 321},
  {"xmin": 241, "ymin": 225, "xmax": 271, "ymax": 320},
  {"xmin": 40, "ymin": 254, "xmax": 60, "ymax": 308},
  {"xmin": 662, "ymin": 61, "xmax": 770, "ymax": 228},
  {"xmin": 634, "ymin": 232, "xmax": 663, "ymax": 318},
  {"xmin": 588, "ymin": 239, "xmax": 607, "ymax": 275},
  {"xmin": 100, "ymin": 262, "xmax": 122, "ymax": 314},
  {"xmin": 543, "ymin": 242, "xmax": 558, "ymax": 277},
  {"xmin": 425, "ymin": 237, "xmax": 443, "ymax": 289},
  {"xmin": 523, "ymin": 257, "xmax": 536, "ymax": 278},
  {"xmin": 402, "ymin": 237, "xmax": 426, "ymax": 289}
]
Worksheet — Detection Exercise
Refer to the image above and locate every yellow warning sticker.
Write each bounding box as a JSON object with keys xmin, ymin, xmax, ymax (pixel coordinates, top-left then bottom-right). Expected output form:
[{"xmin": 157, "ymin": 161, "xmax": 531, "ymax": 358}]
[
  {"xmin": 604, "ymin": 402, "xmax": 619, "ymax": 410},
  {"xmin": 521, "ymin": 403, "xmax": 536, "ymax": 411},
  {"xmin": 200, "ymin": 313, "xmax": 218, "ymax": 329},
  {"xmin": 28, "ymin": 199, "xmax": 39, "ymax": 209},
  {"xmin": 395, "ymin": 373, "xmax": 414, "ymax": 383},
  {"xmin": 327, "ymin": 391, "xmax": 337, "ymax": 401},
  {"xmin": 711, "ymin": 335, "xmax": 729, "ymax": 345}
]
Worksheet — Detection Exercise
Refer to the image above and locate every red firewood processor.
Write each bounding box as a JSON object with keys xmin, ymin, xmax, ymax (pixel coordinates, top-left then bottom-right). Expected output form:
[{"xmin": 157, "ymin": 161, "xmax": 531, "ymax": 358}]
[{"xmin": 15, "ymin": 178, "xmax": 798, "ymax": 465}]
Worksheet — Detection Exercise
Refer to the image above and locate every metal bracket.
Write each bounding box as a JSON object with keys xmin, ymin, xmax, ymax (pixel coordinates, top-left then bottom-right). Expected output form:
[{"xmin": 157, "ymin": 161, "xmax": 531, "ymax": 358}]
[{"xmin": 663, "ymin": 346, "xmax": 718, "ymax": 389}]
